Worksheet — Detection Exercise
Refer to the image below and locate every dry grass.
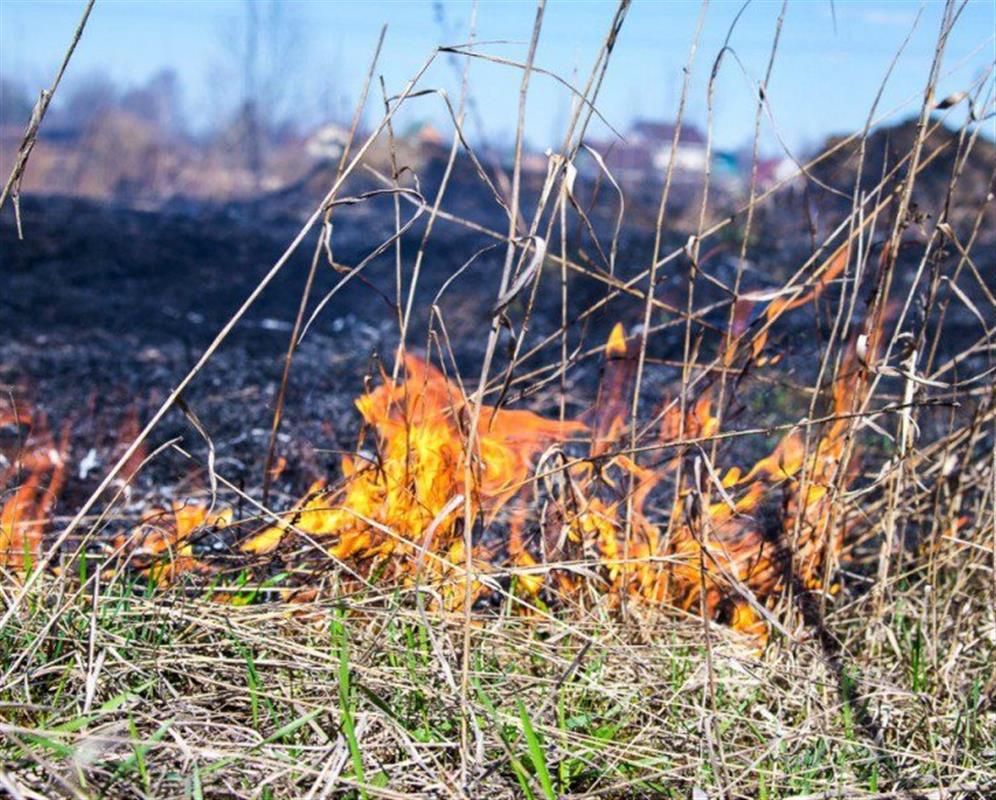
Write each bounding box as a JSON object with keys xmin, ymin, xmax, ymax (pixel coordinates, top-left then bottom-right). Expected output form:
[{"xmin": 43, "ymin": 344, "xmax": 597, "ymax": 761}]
[
  {"xmin": 1, "ymin": 542, "xmax": 993, "ymax": 798},
  {"xmin": 2, "ymin": 1, "xmax": 994, "ymax": 798}
]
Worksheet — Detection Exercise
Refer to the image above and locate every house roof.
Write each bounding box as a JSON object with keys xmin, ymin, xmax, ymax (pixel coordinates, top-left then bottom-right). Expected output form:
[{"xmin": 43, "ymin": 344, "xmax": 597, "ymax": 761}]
[{"xmin": 630, "ymin": 120, "xmax": 706, "ymax": 146}]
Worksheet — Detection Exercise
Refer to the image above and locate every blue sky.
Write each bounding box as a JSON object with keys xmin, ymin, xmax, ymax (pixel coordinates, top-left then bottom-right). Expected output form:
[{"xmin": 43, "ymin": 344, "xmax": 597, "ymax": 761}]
[{"xmin": 2, "ymin": 0, "xmax": 993, "ymax": 154}]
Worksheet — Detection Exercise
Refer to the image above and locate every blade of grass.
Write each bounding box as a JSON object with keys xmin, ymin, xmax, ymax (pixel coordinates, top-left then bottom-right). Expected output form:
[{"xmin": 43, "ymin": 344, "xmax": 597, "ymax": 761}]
[{"xmin": 518, "ymin": 698, "xmax": 556, "ymax": 800}]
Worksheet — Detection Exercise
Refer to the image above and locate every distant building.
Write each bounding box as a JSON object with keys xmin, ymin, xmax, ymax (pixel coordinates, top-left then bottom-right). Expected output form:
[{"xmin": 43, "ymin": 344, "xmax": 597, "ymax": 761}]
[
  {"xmin": 755, "ymin": 156, "xmax": 799, "ymax": 189},
  {"xmin": 723, "ymin": 153, "xmax": 798, "ymax": 192},
  {"xmin": 630, "ymin": 120, "xmax": 708, "ymax": 173},
  {"xmin": 581, "ymin": 119, "xmax": 709, "ymax": 184},
  {"xmin": 712, "ymin": 150, "xmax": 741, "ymax": 184},
  {"xmin": 306, "ymin": 124, "xmax": 350, "ymax": 162}
]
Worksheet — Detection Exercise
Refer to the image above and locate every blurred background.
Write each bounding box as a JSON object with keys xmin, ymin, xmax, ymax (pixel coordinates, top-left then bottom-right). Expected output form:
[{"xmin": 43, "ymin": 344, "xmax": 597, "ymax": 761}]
[{"xmin": 2, "ymin": 0, "xmax": 993, "ymax": 207}]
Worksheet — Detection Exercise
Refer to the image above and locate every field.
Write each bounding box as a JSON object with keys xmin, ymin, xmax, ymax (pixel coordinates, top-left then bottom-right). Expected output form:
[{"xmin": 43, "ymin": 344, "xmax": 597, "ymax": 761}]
[{"xmin": 1, "ymin": 2, "xmax": 994, "ymax": 798}]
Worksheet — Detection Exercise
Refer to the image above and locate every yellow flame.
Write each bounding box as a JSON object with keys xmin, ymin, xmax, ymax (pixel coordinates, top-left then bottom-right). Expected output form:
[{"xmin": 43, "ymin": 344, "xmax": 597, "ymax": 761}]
[
  {"xmin": 110, "ymin": 324, "xmax": 862, "ymax": 640},
  {"xmin": 606, "ymin": 323, "xmax": 628, "ymax": 357}
]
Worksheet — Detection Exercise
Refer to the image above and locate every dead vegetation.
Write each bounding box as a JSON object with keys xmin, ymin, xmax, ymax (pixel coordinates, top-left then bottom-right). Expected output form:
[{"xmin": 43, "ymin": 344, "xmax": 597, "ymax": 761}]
[{"xmin": 1, "ymin": 1, "xmax": 994, "ymax": 798}]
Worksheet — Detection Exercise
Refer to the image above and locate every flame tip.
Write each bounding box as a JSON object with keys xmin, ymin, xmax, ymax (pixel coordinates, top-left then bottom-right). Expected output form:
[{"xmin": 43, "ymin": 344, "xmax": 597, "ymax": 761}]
[{"xmin": 606, "ymin": 323, "xmax": 627, "ymax": 356}]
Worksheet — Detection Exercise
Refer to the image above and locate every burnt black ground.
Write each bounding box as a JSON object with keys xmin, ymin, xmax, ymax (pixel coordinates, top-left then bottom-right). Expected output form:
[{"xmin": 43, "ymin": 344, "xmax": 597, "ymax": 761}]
[
  {"xmin": 0, "ymin": 187, "xmax": 660, "ymax": 516},
  {"xmin": 2, "ymin": 134, "xmax": 993, "ymax": 542}
]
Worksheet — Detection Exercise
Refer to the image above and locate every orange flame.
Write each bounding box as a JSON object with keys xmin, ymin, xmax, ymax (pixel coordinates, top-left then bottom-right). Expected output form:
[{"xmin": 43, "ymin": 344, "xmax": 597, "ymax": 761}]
[
  {"xmin": 605, "ymin": 322, "xmax": 628, "ymax": 357},
  {"xmin": 742, "ymin": 242, "xmax": 851, "ymax": 361},
  {"xmin": 106, "ymin": 324, "xmax": 862, "ymax": 642},
  {"xmin": 110, "ymin": 502, "xmax": 231, "ymax": 586},
  {"xmin": 12, "ymin": 309, "xmax": 862, "ymax": 643},
  {"xmin": 500, "ymin": 317, "xmax": 860, "ymax": 637},
  {"xmin": 239, "ymin": 355, "xmax": 586, "ymax": 604},
  {"xmin": 1, "ymin": 405, "xmax": 69, "ymax": 574}
]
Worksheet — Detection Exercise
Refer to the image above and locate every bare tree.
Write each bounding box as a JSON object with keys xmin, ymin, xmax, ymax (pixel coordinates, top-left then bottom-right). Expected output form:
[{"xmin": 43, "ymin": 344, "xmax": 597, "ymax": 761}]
[{"xmin": 214, "ymin": 0, "xmax": 307, "ymax": 192}]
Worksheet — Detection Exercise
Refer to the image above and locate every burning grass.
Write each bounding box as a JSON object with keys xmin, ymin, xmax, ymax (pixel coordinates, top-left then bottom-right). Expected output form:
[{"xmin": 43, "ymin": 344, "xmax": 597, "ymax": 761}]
[
  {"xmin": 2, "ymin": 1, "xmax": 995, "ymax": 797},
  {"xmin": 0, "ymin": 405, "xmax": 68, "ymax": 576},
  {"xmin": 2, "ymin": 302, "xmax": 993, "ymax": 798},
  {"xmin": 3, "ymin": 324, "xmax": 865, "ymax": 641}
]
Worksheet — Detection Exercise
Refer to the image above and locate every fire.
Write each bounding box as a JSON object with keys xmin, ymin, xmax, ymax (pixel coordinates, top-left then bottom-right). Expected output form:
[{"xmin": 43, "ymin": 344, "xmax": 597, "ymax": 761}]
[
  {"xmin": 605, "ymin": 321, "xmax": 628, "ymax": 357},
  {"xmin": 3, "ymin": 316, "xmax": 864, "ymax": 642},
  {"xmin": 240, "ymin": 355, "xmax": 586, "ymax": 604},
  {"xmin": 0, "ymin": 404, "xmax": 68, "ymax": 575},
  {"xmin": 227, "ymin": 327, "xmax": 861, "ymax": 638},
  {"xmin": 110, "ymin": 502, "xmax": 231, "ymax": 586},
  {"xmin": 738, "ymin": 242, "xmax": 851, "ymax": 362},
  {"xmin": 494, "ymin": 326, "xmax": 861, "ymax": 637}
]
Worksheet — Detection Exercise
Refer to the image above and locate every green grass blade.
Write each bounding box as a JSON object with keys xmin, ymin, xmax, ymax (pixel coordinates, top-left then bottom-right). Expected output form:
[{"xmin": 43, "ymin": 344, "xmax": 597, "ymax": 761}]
[{"xmin": 518, "ymin": 699, "xmax": 556, "ymax": 800}]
